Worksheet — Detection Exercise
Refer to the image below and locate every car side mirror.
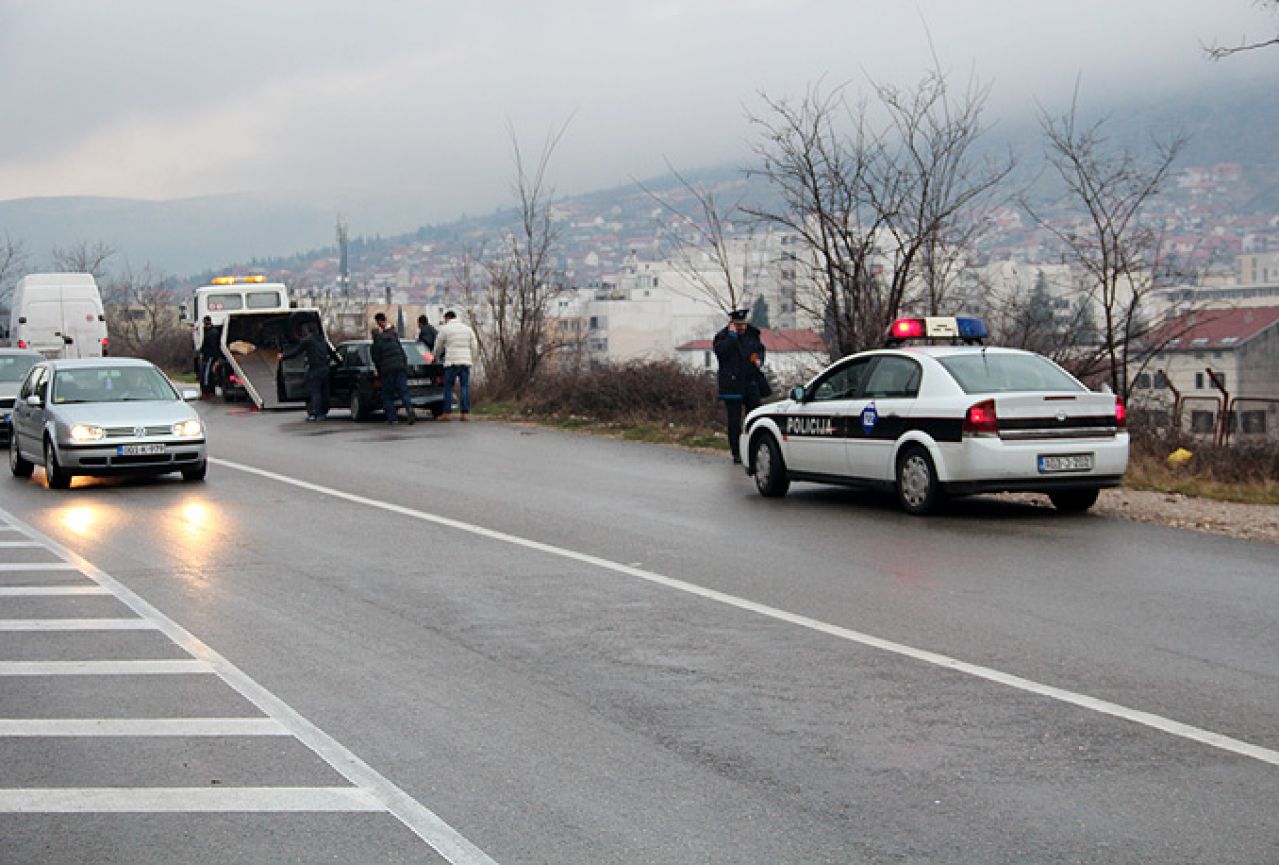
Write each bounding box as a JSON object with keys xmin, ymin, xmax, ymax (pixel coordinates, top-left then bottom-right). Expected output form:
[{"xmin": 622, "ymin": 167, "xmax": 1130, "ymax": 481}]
[
  {"xmin": 181, "ymin": 388, "xmax": 200, "ymax": 401},
  {"xmin": 25, "ymin": 394, "xmax": 42, "ymax": 407},
  {"xmin": 789, "ymin": 385, "xmax": 806, "ymax": 402}
]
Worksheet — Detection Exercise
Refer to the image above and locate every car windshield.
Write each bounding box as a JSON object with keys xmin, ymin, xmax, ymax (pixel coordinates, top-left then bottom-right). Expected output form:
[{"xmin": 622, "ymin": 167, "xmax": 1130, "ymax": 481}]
[
  {"xmin": 937, "ymin": 352, "xmax": 1085, "ymax": 394},
  {"xmin": 52, "ymin": 366, "xmax": 178, "ymax": 404},
  {"xmin": 0, "ymin": 355, "xmax": 37, "ymax": 383}
]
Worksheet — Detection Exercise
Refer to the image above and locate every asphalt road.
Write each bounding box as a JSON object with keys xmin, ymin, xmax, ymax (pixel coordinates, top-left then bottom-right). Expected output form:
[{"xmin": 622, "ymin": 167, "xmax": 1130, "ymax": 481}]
[{"xmin": 1, "ymin": 401, "xmax": 1277, "ymax": 864}]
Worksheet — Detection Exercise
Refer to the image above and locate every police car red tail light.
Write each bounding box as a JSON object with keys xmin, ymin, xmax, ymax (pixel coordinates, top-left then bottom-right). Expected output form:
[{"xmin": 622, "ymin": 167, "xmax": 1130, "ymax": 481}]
[
  {"xmin": 963, "ymin": 399, "xmax": 998, "ymax": 436},
  {"xmin": 1115, "ymin": 398, "xmax": 1127, "ymax": 428},
  {"xmin": 890, "ymin": 319, "xmax": 924, "ymax": 340}
]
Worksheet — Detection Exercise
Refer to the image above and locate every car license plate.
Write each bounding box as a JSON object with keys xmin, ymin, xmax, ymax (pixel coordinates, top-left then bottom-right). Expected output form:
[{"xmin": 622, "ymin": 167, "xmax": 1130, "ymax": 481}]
[
  {"xmin": 1038, "ymin": 453, "xmax": 1093, "ymax": 473},
  {"xmin": 117, "ymin": 444, "xmax": 166, "ymax": 456}
]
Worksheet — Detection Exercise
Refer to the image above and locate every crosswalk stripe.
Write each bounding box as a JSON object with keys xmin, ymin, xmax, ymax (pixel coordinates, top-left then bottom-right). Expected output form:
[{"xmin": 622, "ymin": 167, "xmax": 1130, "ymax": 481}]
[
  {"xmin": 0, "ymin": 563, "xmax": 78, "ymax": 571},
  {"xmin": 0, "ymin": 787, "xmax": 383, "ymax": 813},
  {"xmin": 0, "ymin": 541, "xmax": 42, "ymax": 548},
  {"xmin": 0, "ymin": 618, "xmax": 155, "ymax": 631},
  {"xmin": 0, "ymin": 718, "xmax": 289, "ymax": 736},
  {"xmin": 0, "ymin": 659, "xmax": 214, "ymax": 676},
  {"xmin": 0, "ymin": 586, "xmax": 109, "ymax": 596}
]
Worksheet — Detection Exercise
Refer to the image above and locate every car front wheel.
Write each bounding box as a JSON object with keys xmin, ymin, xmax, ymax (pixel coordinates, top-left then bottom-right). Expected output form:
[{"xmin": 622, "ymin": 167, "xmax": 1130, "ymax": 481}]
[
  {"xmin": 181, "ymin": 460, "xmax": 208, "ymax": 482},
  {"xmin": 1048, "ymin": 488, "xmax": 1100, "ymax": 513},
  {"xmin": 752, "ymin": 433, "xmax": 790, "ymax": 498},
  {"xmin": 44, "ymin": 438, "xmax": 72, "ymax": 490},
  {"xmin": 10, "ymin": 436, "xmax": 33, "ymax": 478},
  {"xmin": 896, "ymin": 445, "xmax": 943, "ymax": 516},
  {"xmin": 350, "ymin": 390, "xmax": 367, "ymax": 421}
]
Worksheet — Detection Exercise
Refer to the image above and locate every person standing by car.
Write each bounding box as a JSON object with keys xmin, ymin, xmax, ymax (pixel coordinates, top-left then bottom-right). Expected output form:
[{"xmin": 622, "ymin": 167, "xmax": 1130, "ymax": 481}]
[
  {"xmin": 198, "ymin": 316, "xmax": 220, "ymax": 398},
  {"xmin": 713, "ymin": 308, "xmax": 767, "ymax": 464},
  {"xmin": 416, "ymin": 314, "xmax": 438, "ymax": 360},
  {"xmin": 371, "ymin": 312, "xmax": 415, "ymax": 425},
  {"xmin": 278, "ymin": 321, "xmax": 341, "ymax": 422},
  {"xmin": 433, "ymin": 310, "xmax": 478, "ymax": 421}
]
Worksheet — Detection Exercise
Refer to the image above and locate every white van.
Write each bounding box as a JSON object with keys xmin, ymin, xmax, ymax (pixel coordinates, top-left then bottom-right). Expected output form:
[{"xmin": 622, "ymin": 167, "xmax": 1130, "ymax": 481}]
[{"xmin": 9, "ymin": 273, "xmax": 109, "ymax": 359}]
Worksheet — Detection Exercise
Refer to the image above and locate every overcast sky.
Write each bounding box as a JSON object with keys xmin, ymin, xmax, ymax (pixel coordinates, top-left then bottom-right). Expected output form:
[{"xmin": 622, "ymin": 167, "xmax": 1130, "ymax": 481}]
[{"xmin": 2, "ymin": 0, "xmax": 1277, "ymax": 230}]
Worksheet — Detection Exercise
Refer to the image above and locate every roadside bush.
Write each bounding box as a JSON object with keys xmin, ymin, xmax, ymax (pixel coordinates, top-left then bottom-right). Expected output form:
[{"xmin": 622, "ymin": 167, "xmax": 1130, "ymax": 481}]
[
  {"xmin": 1128, "ymin": 422, "xmax": 1279, "ymax": 488},
  {"xmin": 115, "ymin": 328, "xmax": 193, "ymax": 375},
  {"xmin": 501, "ymin": 360, "xmax": 723, "ymax": 431}
]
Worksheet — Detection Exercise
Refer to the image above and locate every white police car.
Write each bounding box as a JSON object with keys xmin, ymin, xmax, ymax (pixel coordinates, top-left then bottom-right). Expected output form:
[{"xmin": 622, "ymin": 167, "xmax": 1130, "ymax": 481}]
[{"xmin": 742, "ymin": 316, "xmax": 1129, "ymax": 515}]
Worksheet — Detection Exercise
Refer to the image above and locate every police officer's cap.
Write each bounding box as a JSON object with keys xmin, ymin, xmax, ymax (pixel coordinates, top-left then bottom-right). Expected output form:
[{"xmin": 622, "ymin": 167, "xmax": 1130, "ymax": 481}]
[{"xmin": 728, "ymin": 309, "xmax": 749, "ymax": 322}]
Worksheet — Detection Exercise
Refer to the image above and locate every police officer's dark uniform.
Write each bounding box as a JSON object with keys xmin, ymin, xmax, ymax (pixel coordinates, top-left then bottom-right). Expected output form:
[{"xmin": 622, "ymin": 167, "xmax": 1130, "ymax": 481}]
[
  {"xmin": 713, "ymin": 309, "xmax": 767, "ymax": 464},
  {"xmin": 281, "ymin": 325, "xmax": 341, "ymax": 421}
]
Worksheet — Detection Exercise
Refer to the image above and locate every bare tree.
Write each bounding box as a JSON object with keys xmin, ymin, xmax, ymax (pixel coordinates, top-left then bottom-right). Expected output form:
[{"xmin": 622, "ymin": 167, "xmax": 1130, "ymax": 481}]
[
  {"xmin": 102, "ymin": 262, "xmax": 188, "ymax": 368},
  {"xmin": 1027, "ymin": 90, "xmax": 1189, "ymax": 399},
  {"xmin": 49, "ymin": 240, "xmax": 115, "ymax": 281},
  {"xmin": 748, "ymin": 66, "xmax": 1010, "ymax": 359},
  {"xmin": 638, "ymin": 162, "xmax": 765, "ymax": 315},
  {"xmin": 1205, "ymin": 0, "xmax": 1279, "ymax": 59},
  {"xmin": 0, "ymin": 232, "xmax": 28, "ymax": 311},
  {"xmin": 477, "ymin": 121, "xmax": 577, "ymax": 397}
]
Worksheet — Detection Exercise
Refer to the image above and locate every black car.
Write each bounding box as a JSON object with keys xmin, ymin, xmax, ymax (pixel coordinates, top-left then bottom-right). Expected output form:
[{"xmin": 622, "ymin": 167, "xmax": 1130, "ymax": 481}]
[{"xmin": 330, "ymin": 339, "xmax": 446, "ymax": 420}]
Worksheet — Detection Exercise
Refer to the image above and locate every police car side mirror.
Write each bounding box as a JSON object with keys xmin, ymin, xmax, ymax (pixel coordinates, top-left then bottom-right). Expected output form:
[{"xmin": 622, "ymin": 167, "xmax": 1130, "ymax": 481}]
[{"xmin": 789, "ymin": 385, "xmax": 806, "ymax": 402}]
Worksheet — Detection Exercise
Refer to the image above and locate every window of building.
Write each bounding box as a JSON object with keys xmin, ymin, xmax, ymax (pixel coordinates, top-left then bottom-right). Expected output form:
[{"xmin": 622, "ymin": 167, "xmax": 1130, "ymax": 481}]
[
  {"xmin": 1154, "ymin": 371, "xmax": 1170, "ymax": 389},
  {"xmin": 1134, "ymin": 373, "xmax": 1151, "ymax": 389},
  {"xmin": 1190, "ymin": 410, "xmax": 1215, "ymax": 434},
  {"xmin": 1195, "ymin": 372, "xmax": 1204, "ymax": 389}
]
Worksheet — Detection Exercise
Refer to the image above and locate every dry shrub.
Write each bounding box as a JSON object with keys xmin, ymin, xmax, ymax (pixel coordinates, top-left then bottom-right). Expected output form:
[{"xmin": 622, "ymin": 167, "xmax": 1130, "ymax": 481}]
[
  {"xmin": 508, "ymin": 360, "xmax": 722, "ymax": 430},
  {"xmin": 1129, "ymin": 423, "xmax": 1279, "ymax": 484}
]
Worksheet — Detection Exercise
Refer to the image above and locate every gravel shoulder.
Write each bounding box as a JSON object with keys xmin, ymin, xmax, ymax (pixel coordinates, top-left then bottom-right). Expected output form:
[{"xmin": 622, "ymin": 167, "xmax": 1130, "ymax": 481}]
[{"xmin": 1001, "ymin": 488, "xmax": 1279, "ymax": 545}]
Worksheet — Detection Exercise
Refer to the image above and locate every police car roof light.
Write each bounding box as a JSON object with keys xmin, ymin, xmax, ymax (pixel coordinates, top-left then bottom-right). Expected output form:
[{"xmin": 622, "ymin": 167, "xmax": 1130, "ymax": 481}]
[
  {"xmin": 956, "ymin": 317, "xmax": 988, "ymax": 340},
  {"xmin": 889, "ymin": 319, "xmax": 925, "ymax": 340}
]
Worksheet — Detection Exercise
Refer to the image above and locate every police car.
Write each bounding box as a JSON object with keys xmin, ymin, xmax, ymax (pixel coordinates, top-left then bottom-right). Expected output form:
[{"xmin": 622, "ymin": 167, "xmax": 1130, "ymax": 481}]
[{"xmin": 742, "ymin": 316, "xmax": 1129, "ymax": 515}]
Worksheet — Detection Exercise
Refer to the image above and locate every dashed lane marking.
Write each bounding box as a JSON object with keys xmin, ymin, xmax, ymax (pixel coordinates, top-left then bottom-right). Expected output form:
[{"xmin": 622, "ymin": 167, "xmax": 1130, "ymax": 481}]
[
  {"xmin": 0, "ymin": 659, "xmax": 215, "ymax": 676},
  {"xmin": 0, "ymin": 619, "xmax": 157, "ymax": 631},
  {"xmin": 212, "ymin": 456, "xmax": 1279, "ymax": 770},
  {"xmin": 0, "ymin": 505, "xmax": 500, "ymax": 865},
  {"xmin": 0, "ymin": 787, "xmax": 383, "ymax": 813},
  {"xmin": 0, "ymin": 718, "xmax": 289, "ymax": 736}
]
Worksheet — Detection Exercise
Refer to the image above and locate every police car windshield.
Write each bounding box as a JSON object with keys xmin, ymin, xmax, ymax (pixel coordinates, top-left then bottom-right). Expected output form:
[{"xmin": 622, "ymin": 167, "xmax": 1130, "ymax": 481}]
[{"xmin": 937, "ymin": 353, "xmax": 1084, "ymax": 394}]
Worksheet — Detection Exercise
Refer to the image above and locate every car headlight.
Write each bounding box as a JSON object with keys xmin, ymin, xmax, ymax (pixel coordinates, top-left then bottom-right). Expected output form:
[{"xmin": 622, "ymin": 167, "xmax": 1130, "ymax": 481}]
[
  {"xmin": 172, "ymin": 419, "xmax": 203, "ymax": 438},
  {"xmin": 69, "ymin": 424, "xmax": 106, "ymax": 443}
]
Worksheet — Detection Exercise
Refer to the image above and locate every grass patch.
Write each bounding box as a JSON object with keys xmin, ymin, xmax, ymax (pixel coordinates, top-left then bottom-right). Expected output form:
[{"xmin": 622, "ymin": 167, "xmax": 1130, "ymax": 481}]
[{"xmin": 1124, "ymin": 457, "xmax": 1279, "ymax": 505}]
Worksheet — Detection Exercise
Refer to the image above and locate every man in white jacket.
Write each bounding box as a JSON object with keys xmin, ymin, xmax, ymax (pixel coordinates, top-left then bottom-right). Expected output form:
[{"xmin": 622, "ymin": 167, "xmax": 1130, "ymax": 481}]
[{"xmin": 432, "ymin": 310, "xmax": 479, "ymax": 421}]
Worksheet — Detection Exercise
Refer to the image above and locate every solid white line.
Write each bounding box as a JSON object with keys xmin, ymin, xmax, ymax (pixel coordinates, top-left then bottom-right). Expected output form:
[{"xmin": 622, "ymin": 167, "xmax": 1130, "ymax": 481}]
[
  {"xmin": 0, "ymin": 505, "xmax": 499, "ymax": 865},
  {"xmin": 0, "ymin": 585, "xmax": 109, "ymax": 596},
  {"xmin": 0, "ymin": 787, "xmax": 382, "ymax": 813},
  {"xmin": 0, "ymin": 660, "xmax": 214, "ymax": 676},
  {"xmin": 0, "ymin": 563, "xmax": 77, "ymax": 571},
  {"xmin": 211, "ymin": 456, "xmax": 1279, "ymax": 770},
  {"xmin": 0, "ymin": 540, "xmax": 41, "ymax": 548},
  {"xmin": 0, "ymin": 718, "xmax": 289, "ymax": 736},
  {"xmin": 0, "ymin": 618, "xmax": 155, "ymax": 631}
]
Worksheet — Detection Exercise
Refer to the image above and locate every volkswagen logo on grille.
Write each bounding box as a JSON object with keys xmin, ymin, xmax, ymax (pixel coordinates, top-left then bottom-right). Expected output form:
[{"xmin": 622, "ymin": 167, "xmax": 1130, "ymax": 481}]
[
  {"xmin": 133, "ymin": 425, "xmax": 146, "ymax": 437},
  {"xmin": 1055, "ymin": 411, "xmax": 1067, "ymax": 422}
]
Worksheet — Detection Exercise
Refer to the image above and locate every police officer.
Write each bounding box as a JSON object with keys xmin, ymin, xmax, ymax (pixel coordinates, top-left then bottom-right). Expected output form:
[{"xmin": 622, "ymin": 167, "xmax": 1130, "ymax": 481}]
[{"xmin": 713, "ymin": 308, "xmax": 767, "ymax": 464}]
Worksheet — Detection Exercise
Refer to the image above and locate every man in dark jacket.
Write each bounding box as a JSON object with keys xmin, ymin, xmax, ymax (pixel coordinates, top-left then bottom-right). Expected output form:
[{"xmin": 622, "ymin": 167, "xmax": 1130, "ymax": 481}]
[
  {"xmin": 198, "ymin": 316, "xmax": 220, "ymax": 398},
  {"xmin": 371, "ymin": 312, "xmax": 415, "ymax": 425},
  {"xmin": 712, "ymin": 308, "xmax": 767, "ymax": 464},
  {"xmin": 416, "ymin": 314, "xmax": 438, "ymax": 358},
  {"xmin": 279, "ymin": 322, "xmax": 340, "ymax": 421}
]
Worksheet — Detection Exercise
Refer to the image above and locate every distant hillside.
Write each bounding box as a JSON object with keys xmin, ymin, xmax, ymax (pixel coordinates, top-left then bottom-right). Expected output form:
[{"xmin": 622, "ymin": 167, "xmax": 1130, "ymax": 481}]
[{"xmin": 1, "ymin": 77, "xmax": 1275, "ymax": 283}]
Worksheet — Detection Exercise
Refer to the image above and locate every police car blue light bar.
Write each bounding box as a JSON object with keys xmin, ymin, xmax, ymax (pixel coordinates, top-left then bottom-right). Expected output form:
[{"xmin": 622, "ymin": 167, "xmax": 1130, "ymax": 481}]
[{"xmin": 886, "ymin": 316, "xmax": 987, "ymax": 344}]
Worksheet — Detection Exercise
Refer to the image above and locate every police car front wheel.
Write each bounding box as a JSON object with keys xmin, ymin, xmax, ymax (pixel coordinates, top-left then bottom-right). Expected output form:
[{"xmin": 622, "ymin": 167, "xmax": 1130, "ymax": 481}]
[
  {"xmin": 752, "ymin": 434, "xmax": 790, "ymax": 498},
  {"xmin": 896, "ymin": 445, "xmax": 943, "ymax": 516}
]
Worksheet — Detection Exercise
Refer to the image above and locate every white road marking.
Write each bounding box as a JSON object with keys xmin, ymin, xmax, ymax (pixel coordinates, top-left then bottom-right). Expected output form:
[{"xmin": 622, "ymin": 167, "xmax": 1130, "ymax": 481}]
[
  {"xmin": 0, "ymin": 659, "xmax": 214, "ymax": 676},
  {"xmin": 0, "ymin": 585, "xmax": 110, "ymax": 596},
  {"xmin": 213, "ymin": 456, "xmax": 1279, "ymax": 770},
  {"xmin": 0, "ymin": 787, "xmax": 383, "ymax": 813},
  {"xmin": 0, "ymin": 718, "xmax": 289, "ymax": 736},
  {"xmin": 0, "ymin": 563, "xmax": 76, "ymax": 571},
  {"xmin": 0, "ymin": 505, "xmax": 500, "ymax": 865},
  {"xmin": 0, "ymin": 541, "xmax": 42, "ymax": 548},
  {"xmin": 0, "ymin": 618, "xmax": 156, "ymax": 631}
]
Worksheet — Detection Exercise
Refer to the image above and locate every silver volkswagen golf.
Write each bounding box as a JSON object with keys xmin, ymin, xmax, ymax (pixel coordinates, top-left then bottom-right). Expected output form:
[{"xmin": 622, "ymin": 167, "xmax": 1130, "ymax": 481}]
[{"xmin": 9, "ymin": 358, "xmax": 207, "ymax": 489}]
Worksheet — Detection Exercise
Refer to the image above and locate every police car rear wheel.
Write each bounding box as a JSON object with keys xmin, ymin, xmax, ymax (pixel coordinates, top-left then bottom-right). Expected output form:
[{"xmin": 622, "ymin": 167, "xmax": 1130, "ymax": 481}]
[
  {"xmin": 896, "ymin": 446, "xmax": 942, "ymax": 516},
  {"xmin": 1048, "ymin": 488, "xmax": 1099, "ymax": 513},
  {"xmin": 753, "ymin": 434, "xmax": 790, "ymax": 498}
]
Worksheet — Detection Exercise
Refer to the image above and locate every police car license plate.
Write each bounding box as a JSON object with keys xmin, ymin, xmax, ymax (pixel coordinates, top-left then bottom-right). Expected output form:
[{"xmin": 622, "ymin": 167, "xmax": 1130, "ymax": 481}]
[
  {"xmin": 118, "ymin": 444, "xmax": 166, "ymax": 456},
  {"xmin": 1038, "ymin": 453, "xmax": 1093, "ymax": 473}
]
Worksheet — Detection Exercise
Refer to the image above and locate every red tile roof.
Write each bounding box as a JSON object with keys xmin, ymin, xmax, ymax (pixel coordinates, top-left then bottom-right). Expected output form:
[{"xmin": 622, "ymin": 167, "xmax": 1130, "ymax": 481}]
[
  {"xmin": 677, "ymin": 328, "xmax": 826, "ymax": 353},
  {"xmin": 1157, "ymin": 306, "xmax": 1279, "ymax": 350}
]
